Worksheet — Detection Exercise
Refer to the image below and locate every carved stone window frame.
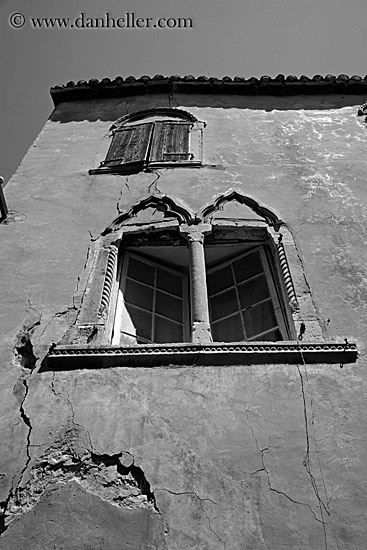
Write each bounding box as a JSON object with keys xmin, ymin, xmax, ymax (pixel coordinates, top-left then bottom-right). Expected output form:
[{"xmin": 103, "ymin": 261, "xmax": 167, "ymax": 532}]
[{"xmin": 44, "ymin": 193, "xmax": 357, "ymax": 370}]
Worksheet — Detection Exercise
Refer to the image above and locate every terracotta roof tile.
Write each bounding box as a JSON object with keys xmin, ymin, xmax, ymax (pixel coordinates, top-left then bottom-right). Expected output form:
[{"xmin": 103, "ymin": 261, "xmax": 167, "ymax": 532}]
[{"xmin": 50, "ymin": 74, "xmax": 367, "ymax": 106}]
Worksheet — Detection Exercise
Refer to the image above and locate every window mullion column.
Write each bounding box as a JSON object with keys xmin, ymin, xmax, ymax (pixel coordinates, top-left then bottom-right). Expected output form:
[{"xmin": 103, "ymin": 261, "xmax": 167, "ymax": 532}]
[{"xmin": 180, "ymin": 224, "xmax": 212, "ymax": 344}]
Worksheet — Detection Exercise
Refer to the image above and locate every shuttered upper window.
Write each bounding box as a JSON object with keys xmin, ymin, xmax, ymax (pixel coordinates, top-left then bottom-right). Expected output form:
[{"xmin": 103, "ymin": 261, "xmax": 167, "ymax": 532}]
[{"xmin": 90, "ymin": 109, "xmax": 204, "ymax": 175}]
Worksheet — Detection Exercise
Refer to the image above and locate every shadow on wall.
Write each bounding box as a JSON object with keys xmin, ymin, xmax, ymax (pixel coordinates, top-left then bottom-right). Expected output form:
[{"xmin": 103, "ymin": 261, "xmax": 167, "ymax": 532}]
[{"xmin": 50, "ymin": 94, "xmax": 366, "ymax": 124}]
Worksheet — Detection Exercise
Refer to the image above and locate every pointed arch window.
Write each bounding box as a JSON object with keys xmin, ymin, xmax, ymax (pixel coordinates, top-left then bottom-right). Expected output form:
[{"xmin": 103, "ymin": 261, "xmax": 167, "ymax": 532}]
[
  {"xmin": 45, "ymin": 194, "xmax": 358, "ymax": 369},
  {"xmin": 89, "ymin": 108, "xmax": 204, "ymax": 175}
]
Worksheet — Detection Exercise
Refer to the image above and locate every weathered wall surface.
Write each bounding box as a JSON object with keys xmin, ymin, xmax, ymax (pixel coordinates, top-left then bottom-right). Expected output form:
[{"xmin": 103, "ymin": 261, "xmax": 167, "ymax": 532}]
[{"xmin": 1, "ymin": 92, "xmax": 367, "ymax": 548}]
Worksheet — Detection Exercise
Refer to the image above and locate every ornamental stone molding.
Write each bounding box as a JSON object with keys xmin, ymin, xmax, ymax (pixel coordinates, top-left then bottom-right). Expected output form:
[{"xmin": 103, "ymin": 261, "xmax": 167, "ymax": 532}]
[
  {"xmin": 111, "ymin": 107, "xmax": 200, "ymax": 130},
  {"xmin": 277, "ymin": 234, "xmax": 299, "ymax": 311},
  {"xmin": 43, "ymin": 341, "xmax": 358, "ymax": 370},
  {"xmin": 200, "ymin": 190, "xmax": 283, "ymax": 230},
  {"xmin": 103, "ymin": 195, "xmax": 195, "ymax": 235},
  {"xmin": 97, "ymin": 244, "xmax": 118, "ymax": 320}
]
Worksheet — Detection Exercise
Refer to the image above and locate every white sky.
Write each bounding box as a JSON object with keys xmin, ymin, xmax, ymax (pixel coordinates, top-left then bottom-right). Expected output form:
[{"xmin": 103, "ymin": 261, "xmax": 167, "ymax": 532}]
[{"xmin": 1, "ymin": 0, "xmax": 367, "ymax": 182}]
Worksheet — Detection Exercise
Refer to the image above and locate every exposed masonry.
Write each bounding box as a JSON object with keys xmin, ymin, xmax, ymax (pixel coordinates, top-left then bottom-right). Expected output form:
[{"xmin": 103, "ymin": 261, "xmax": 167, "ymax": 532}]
[
  {"xmin": 1, "ymin": 328, "xmax": 40, "ymax": 534},
  {"xmin": 13, "ymin": 330, "xmax": 38, "ymax": 371},
  {"xmin": 3, "ymin": 448, "xmax": 158, "ymax": 529}
]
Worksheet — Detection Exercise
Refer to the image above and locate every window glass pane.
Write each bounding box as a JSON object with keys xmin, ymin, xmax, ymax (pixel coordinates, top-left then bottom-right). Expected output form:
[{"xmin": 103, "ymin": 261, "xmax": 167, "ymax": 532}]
[
  {"xmin": 248, "ymin": 328, "xmax": 282, "ymax": 342},
  {"xmin": 212, "ymin": 314, "xmax": 243, "ymax": 342},
  {"xmin": 207, "ymin": 265, "xmax": 234, "ymax": 295},
  {"xmin": 125, "ymin": 279, "xmax": 153, "ymax": 311},
  {"xmin": 233, "ymin": 252, "xmax": 263, "ymax": 283},
  {"xmin": 243, "ymin": 300, "xmax": 277, "ymax": 339},
  {"xmin": 156, "ymin": 291, "xmax": 183, "ymax": 323},
  {"xmin": 127, "ymin": 306, "xmax": 152, "ymax": 343},
  {"xmin": 210, "ymin": 288, "xmax": 238, "ymax": 321},
  {"xmin": 157, "ymin": 268, "xmax": 183, "ymax": 297},
  {"xmin": 119, "ymin": 251, "xmax": 189, "ymax": 345},
  {"xmin": 238, "ymin": 275, "xmax": 270, "ymax": 309},
  {"xmin": 154, "ymin": 317, "xmax": 183, "ymax": 343},
  {"xmin": 128, "ymin": 257, "xmax": 155, "ymax": 286}
]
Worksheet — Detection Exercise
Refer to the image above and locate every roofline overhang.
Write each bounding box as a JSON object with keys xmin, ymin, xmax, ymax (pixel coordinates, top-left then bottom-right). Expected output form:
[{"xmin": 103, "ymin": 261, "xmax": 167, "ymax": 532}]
[{"xmin": 50, "ymin": 74, "xmax": 367, "ymax": 106}]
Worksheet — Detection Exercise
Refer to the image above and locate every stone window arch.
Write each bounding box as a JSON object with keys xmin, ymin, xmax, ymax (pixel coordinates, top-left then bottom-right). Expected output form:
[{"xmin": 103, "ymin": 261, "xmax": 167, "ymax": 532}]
[{"xmin": 44, "ymin": 193, "xmax": 357, "ymax": 369}]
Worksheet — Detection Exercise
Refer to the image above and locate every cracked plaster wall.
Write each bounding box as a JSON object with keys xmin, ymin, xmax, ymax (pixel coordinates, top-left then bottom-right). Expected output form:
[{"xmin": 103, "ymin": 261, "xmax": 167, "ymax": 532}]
[{"xmin": 1, "ymin": 92, "xmax": 367, "ymax": 548}]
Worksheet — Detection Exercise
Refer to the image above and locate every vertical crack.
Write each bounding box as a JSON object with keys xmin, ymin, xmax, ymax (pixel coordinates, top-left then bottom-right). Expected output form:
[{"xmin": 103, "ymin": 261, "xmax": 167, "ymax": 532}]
[
  {"xmin": 167, "ymin": 88, "xmax": 178, "ymax": 108},
  {"xmin": 124, "ymin": 177, "xmax": 131, "ymax": 194},
  {"xmin": 1, "ymin": 376, "xmax": 33, "ymax": 535},
  {"xmin": 246, "ymin": 399, "xmax": 328, "ymax": 539},
  {"xmin": 65, "ymin": 390, "xmax": 93, "ymax": 453},
  {"xmin": 116, "ymin": 187, "xmax": 124, "ymax": 214},
  {"xmin": 148, "ymin": 171, "xmax": 162, "ymax": 195},
  {"xmin": 296, "ymin": 361, "xmax": 330, "ymax": 550},
  {"xmin": 18, "ymin": 378, "xmax": 32, "ymax": 482},
  {"xmin": 155, "ymin": 488, "xmax": 221, "ymax": 546}
]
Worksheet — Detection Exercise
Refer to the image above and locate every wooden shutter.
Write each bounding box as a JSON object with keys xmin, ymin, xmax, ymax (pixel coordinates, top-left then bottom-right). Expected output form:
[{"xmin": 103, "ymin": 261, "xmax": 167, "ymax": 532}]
[
  {"xmin": 150, "ymin": 121, "xmax": 192, "ymax": 163},
  {"xmin": 104, "ymin": 122, "xmax": 154, "ymax": 168}
]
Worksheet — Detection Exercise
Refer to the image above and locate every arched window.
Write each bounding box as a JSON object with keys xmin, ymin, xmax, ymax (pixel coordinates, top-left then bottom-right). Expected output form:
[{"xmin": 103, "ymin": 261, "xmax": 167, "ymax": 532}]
[
  {"xmin": 45, "ymin": 193, "xmax": 358, "ymax": 369},
  {"xmin": 90, "ymin": 108, "xmax": 205, "ymax": 175}
]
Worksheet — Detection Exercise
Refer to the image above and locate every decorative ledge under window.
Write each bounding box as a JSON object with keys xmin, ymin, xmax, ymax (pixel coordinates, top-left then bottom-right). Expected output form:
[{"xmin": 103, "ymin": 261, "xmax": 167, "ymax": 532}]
[
  {"xmin": 45, "ymin": 341, "xmax": 357, "ymax": 370},
  {"xmin": 89, "ymin": 108, "xmax": 204, "ymax": 175}
]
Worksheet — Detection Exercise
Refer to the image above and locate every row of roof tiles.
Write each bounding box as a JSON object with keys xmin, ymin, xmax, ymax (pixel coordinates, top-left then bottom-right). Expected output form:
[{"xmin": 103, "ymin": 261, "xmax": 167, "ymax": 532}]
[{"xmin": 50, "ymin": 74, "xmax": 367, "ymax": 105}]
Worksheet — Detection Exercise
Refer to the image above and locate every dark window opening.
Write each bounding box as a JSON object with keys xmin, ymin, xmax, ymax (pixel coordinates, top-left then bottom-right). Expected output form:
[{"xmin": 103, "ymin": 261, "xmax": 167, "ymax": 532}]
[
  {"xmin": 112, "ymin": 238, "xmax": 291, "ymax": 346},
  {"xmin": 113, "ymin": 248, "xmax": 190, "ymax": 345},
  {"xmin": 207, "ymin": 248, "xmax": 285, "ymax": 343}
]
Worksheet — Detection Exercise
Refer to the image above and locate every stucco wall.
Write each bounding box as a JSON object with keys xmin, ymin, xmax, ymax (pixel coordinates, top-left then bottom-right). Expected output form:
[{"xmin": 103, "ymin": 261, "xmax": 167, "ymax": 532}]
[{"xmin": 0, "ymin": 92, "xmax": 366, "ymax": 548}]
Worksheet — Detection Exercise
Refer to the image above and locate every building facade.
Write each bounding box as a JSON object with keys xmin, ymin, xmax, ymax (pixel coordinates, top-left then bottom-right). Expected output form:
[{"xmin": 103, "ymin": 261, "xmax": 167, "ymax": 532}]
[{"xmin": 0, "ymin": 74, "xmax": 366, "ymax": 549}]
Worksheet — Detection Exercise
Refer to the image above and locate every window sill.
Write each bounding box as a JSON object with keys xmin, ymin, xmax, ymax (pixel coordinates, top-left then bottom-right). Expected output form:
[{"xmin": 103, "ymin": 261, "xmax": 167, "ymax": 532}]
[
  {"xmin": 42, "ymin": 341, "xmax": 357, "ymax": 371},
  {"xmin": 89, "ymin": 161, "xmax": 202, "ymax": 175}
]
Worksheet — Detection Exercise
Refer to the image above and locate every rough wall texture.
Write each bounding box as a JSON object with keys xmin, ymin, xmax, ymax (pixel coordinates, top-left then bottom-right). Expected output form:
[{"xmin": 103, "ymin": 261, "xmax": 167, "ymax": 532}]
[{"xmin": 1, "ymin": 91, "xmax": 367, "ymax": 549}]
